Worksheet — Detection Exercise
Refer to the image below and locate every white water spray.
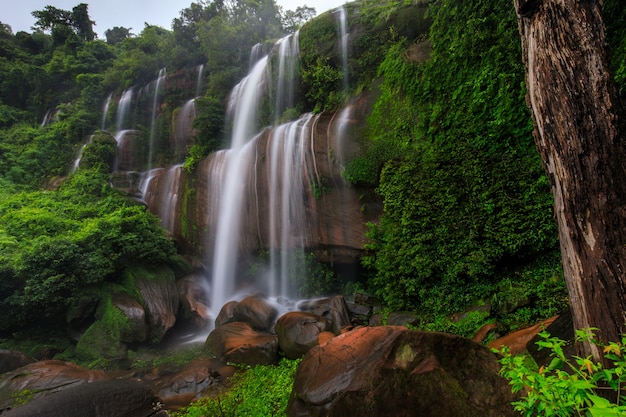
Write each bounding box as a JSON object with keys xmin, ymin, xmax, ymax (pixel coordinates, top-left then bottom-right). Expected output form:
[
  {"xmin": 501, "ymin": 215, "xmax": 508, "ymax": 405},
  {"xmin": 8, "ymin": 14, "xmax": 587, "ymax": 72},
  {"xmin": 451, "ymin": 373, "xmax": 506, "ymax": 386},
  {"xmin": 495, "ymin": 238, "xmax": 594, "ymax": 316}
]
[
  {"xmin": 335, "ymin": 6, "xmax": 349, "ymax": 92},
  {"xmin": 148, "ymin": 68, "xmax": 166, "ymax": 170},
  {"xmin": 210, "ymin": 56, "xmax": 269, "ymax": 314},
  {"xmin": 115, "ymin": 88, "xmax": 133, "ymax": 132},
  {"xmin": 101, "ymin": 93, "xmax": 112, "ymax": 130}
]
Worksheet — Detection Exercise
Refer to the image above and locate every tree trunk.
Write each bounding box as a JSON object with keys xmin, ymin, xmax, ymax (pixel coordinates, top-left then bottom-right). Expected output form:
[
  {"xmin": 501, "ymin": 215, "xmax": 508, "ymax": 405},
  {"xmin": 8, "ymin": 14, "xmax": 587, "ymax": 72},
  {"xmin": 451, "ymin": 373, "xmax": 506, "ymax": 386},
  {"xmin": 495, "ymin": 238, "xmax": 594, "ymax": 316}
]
[{"xmin": 513, "ymin": 0, "xmax": 626, "ymax": 362}]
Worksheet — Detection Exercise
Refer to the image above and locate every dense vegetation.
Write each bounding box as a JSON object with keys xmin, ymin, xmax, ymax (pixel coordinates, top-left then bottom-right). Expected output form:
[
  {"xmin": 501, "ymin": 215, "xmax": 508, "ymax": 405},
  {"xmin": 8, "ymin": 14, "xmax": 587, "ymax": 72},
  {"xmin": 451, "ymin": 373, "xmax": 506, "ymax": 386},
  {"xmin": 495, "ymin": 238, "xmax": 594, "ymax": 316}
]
[
  {"xmin": 0, "ymin": 0, "xmax": 625, "ymax": 405},
  {"xmin": 354, "ymin": 0, "xmax": 563, "ymax": 326},
  {"xmin": 0, "ymin": 0, "xmax": 312, "ymax": 343},
  {"xmin": 0, "ymin": 0, "xmax": 625, "ymax": 415}
]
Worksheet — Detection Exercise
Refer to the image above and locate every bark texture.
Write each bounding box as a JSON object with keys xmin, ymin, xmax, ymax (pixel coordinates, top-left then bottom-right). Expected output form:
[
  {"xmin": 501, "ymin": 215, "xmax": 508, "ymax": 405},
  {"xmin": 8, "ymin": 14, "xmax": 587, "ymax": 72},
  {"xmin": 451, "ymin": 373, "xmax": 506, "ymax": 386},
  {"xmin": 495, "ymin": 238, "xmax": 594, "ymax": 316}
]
[{"xmin": 514, "ymin": 0, "xmax": 626, "ymax": 360}]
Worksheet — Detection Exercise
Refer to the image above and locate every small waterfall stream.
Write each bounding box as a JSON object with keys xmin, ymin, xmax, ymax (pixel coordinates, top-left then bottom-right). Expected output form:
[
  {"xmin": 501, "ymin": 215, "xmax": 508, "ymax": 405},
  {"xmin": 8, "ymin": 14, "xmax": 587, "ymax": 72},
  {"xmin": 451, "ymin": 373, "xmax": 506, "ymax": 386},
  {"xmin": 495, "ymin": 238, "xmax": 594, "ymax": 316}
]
[
  {"xmin": 101, "ymin": 93, "xmax": 112, "ymax": 130},
  {"xmin": 115, "ymin": 88, "xmax": 133, "ymax": 132},
  {"xmin": 195, "ymin": 64, "xmax": 204, "ymax": 97},
  {"xmin": 209, "ymin": 55, "xmax": 270, "ymax": 314},
  {"xmin": 148, "ymin": 68, "xmax": 167, "ymax": 170},
  {"xmin": 267, "ymin": 113, "xmax": 315, "ymax": 298},
  {"xmin": 335, "ymin": 5, "xmax": 349, "ymax": 93}
]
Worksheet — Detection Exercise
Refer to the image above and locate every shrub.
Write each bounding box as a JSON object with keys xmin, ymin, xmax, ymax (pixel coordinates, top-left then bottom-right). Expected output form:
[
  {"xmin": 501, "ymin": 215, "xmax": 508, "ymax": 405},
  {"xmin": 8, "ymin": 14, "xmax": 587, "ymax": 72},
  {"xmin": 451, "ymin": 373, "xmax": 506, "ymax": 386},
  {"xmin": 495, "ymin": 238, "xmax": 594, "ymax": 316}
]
[{"xmin": 498, "ymin": 329, "xmax": 626, "ymax": 416}]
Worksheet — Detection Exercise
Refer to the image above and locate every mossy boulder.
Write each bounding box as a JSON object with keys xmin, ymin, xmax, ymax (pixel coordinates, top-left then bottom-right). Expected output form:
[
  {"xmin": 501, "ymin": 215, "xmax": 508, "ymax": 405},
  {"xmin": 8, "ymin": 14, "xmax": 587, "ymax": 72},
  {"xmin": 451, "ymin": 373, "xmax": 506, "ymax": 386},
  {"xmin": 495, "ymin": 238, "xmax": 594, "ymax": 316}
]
[
  {"xmin": 74, "ymin": 295, "xmax": 131, "ymax": 366},
  {"xmin": 123, "ymin": 265, "xmax": 179, "ymax": 344},
  {"xmin": 288, "ymin": 326, "xmax": 518, "ymax": 417}
]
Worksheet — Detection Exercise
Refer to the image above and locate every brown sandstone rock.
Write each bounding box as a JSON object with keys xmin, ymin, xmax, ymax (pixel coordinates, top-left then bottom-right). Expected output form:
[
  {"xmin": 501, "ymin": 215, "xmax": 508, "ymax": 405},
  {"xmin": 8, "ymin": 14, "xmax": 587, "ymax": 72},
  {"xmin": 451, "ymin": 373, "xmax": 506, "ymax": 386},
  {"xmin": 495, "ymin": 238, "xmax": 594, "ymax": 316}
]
[
  {"xmin": 0, "ymin": 360, "xmax": 109, "ymax": 412},
  {"xmin": 2, "ymin": 379, "xmax": 160, "ymax": 417},
  {"xmin": 328, "ymin": 296, "xmax": 351, "ymax": 334},
  {"xmin": 275, "ymin": 312, "xmax": 331, "ymax": 359},
  {"xmin": 215, "ymin": 300, "xmax": 239, "ymax": 327},
  {"xmin": 134, "ymin": 268, "xmax": 179, "ymax": 343},
  {"xmin": 317, "ymin": 331, "xmax": 335, "ymax": 346},
  {"xmin": 288, "ymin": 326, "xmax": 517, "ymax": 417},
  {"xmin": 204, "ymin": 321, "xmax": 279, "ymax": 366},
  {"xmin": 0, "ymin": 350, "xmax": 33, "ymax": 375},
  {"xmin": 177, "ymin": 273, "xmax": 211, "ymax": 328},
  {"xmin": 488, "ymin": 315, "xmax": 558, "ymax": 355},
  {"xmin": 111, "ymin": 292, "xmax": 148, "ymax": 343},
  {"xmin": 232, "ymin": 295, "xmax": 278, "ymax": 331},
  {"xmin": 144, "ymin": 358, "xmax": 236, "ymax": 410}
]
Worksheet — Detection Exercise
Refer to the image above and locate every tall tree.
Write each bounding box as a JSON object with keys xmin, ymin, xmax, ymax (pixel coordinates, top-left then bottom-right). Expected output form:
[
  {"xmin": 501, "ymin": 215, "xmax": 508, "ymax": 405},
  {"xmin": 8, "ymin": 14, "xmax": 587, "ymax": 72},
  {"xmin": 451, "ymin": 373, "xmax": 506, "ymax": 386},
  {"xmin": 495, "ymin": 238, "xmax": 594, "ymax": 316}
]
[{"xmin": 513, "ymin": 0, "xmax": 626, "ymax": 362}]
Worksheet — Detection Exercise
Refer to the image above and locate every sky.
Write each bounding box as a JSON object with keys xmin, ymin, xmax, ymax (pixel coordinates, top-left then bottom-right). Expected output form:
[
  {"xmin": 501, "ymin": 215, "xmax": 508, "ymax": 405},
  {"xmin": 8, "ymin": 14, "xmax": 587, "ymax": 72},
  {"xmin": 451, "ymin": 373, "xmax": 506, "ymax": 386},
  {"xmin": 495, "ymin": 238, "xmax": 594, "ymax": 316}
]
[{"xmin": 2, "ymin": 0, "xmax": 346, "ymax": 38}]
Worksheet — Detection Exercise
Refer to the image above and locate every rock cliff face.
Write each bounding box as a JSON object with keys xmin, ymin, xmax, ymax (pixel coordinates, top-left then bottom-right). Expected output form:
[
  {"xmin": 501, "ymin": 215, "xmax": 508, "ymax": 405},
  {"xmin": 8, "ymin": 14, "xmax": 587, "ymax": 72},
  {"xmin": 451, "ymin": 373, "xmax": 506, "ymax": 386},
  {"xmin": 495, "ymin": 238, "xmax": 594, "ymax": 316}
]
[{"xmin": 143, "ymin": 95, "xmax": 380, "ymax": 265}]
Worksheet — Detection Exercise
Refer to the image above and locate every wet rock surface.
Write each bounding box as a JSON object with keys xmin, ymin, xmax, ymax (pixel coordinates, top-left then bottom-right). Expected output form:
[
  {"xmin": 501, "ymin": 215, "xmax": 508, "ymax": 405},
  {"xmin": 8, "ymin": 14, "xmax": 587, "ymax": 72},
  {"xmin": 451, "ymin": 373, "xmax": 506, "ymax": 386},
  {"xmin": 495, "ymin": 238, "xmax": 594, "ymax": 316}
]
[
  {"xmin": 275, "ymin": 312, "xmax": 332, "ymax": 359},
  {"xmin": 2, "ymin": 379, "xmax": 161, "ymax": 417},
  {"xmin": 205, "ymin": 321, "xmax": 280, "ymax": 366},
  {"xmin": 0, "ymin": 350, "xmax": 33, "ymax": 375},
  {"xmin": 288, "ymin": 326, "xmax": 518, "ymax": 417}
]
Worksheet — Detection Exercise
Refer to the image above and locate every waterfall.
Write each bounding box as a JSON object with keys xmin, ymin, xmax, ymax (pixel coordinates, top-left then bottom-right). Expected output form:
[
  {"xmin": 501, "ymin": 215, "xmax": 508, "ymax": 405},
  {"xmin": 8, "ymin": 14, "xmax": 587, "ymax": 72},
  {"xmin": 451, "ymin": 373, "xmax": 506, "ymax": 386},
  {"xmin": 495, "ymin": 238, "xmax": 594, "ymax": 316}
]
[
  {"xmin": 140, "ymin": 165, "xmax": 182, "ymax": 235},
  {"xmin": 115, "ymin": 88, "xmax": 133, "ymax": 132},
  {"xmin": 196, "ymin": 64, "xmax": 204, "ymax": 97},
  {"xmin": 210, "ymin": 56, "xmax": 269, "ymax": 315},
  {"xmin": 71, "ymin": 135, "xmax": 93, "ymax": 173},
  {"xmin": 113, "ymin": 129, "xmax": 137, "ymax": 171},
  {"xmin": 274, "ymin": 32, "xmax": 300, "ymax": 123},
  {"xmin": 249, "ymin": 43, "xmax": 264, "ymax": 69},
  {"xmin": 148, "ymin": 68, "xmax": 167, "ymax": 170},
  {"xmin": 267, "ymin": 113, "xmax": 315, "ymax": 298},
  {"xmin": 335, "ymin": 5, "xmax": 349, "ymax": 92},
  {"xmin": 175, "ymin": 99, "xmax": 197, "ymax": 157},
  {"xmin": 101, "ymin": 93, "xmax": 112, "ymax": 130}
]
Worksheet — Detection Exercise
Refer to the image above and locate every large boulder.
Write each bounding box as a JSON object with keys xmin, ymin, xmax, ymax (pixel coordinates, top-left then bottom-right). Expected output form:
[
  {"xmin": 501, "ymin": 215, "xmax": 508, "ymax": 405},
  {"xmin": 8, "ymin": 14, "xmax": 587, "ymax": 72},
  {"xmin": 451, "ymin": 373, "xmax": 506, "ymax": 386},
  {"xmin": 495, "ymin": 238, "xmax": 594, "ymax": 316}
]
[
  {"xmin": 111, "ymin": 292, "xmax": 149, "ymax": 343},
  {"xmin": 232, "ymin": 295, "xmax": 279, "ymax": 331},
  {"xmin": 205, "ymin": 321, "xmax": 279, "ymax": 366},
  {"xmin": 328, "ymin": 296, "xmax": 352, "ymax": 334},
  {"xmin": 177, "ymin": 273, "xmax": 211, "ymax": 329},
  {"xmin": 288, "ymin": 326, "xmax": 517, "ymax": 417},
  {"xmin": 275, "ymin": 312, "xmax": 332, "ymax": 359},
  {"xmin": 144, "ymin": 358, "xmax": 237, "ymax": 410},
  {"xmin": 215, "ymin": 300, "xmax": 239, "ymax": 328},
  {"xmin": 2, "ymin": 379, "xmax": 162, "ymax": 417},
  {"xmin": 0, "ymin": 350, "xmax": 33, "ymax": 375},
  {"xmin": 0, "ymin": 360, "xmax": 109, "ymax": 412},
  {"xmin": 130, "ymin": 266, "xmax": 180, "ymax": 343}
]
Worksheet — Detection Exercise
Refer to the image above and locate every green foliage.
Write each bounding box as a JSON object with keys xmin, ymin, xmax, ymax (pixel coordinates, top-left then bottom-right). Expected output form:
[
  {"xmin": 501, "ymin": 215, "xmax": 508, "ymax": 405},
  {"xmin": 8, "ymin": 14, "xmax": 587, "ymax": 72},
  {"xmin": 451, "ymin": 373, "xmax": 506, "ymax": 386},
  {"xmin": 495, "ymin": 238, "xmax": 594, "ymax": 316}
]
[
  {"xmin": 78, "ymin": 132, "xmax": 117, "ymax": 171},
  {"xmin": 183, "ymin": 95, "xmax": 225, "ymax": 173},
  {"xmin": 298, "ymin": 11, "xmax": 343, "ymax": 111},
  {"xmin": 0, "ymin": 169, "xmax": 176, "ymax": 333},
  {"xmin": 289, "ymin": 252, "xmax": 338, "ymax": 298},
  {"xmin": 174, "ymin": 358, "xmax": 300, "ymax": 417},
  {"xmin": 75, "ymin": 293, "xmax": 129, "ymax": 365},
  {"xmin": 364, "ymin": 0, "xmax": 559, "ymax": 314},
  {"xmin": 419, "ymin": 309, "xmax": 493, "ymax": 339},
  {"xmin": 499, "ymin": 330, "xmax": 626, "ymax": 416}
]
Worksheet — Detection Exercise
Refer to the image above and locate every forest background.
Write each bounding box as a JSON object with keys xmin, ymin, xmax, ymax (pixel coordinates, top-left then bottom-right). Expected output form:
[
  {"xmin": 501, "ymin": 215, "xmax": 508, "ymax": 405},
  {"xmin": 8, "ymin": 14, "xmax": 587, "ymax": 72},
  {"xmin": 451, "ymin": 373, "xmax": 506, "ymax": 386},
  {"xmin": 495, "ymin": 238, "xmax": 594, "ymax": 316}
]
[{"xmin": 0, "ymin": 0, "xmax": 624, "ymax": 352}]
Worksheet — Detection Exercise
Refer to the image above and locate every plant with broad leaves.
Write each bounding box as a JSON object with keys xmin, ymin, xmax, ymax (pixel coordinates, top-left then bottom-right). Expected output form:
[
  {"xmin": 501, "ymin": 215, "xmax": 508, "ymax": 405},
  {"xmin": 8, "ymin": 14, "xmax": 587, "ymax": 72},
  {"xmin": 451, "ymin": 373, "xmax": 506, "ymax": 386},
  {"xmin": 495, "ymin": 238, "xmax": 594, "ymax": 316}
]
[{"xmin": 498, "ymin": 328, "xmax": 626, "ymax": 416}]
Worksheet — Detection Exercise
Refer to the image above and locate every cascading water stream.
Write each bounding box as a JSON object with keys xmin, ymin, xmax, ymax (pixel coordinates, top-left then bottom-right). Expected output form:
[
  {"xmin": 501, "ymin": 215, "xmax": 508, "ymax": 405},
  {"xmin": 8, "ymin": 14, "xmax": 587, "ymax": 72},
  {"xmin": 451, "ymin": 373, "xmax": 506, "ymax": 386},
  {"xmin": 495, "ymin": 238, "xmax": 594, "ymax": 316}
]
[
  {"xmin": 196, "ymin": 64, "xmax": 204, "ymax": 97},
  {"xmin": 274, "ymin": 32, "xmax": 299, "ymax": 123},
  {"xmin": 335, "ymin": 5, "xmax": 349, "ymax": 93},
  {"xmin": 140, "ymin": 164, "xmax": 183, "ymax": 235},
  {"xmin": 115, "ymin": 88, "xmax": 133, "ymax": 132},
  {"xmin": 210, "ymin": 56, "xmax": 269, "ymax": 314},
  {"xmin": 148, "ymin": 68, "xmax": 166, "ymax": 170},
  {"xmin": 267, "ymin": 114, "xmax": 314, "ymax": 298},
  {"xmin": 101, "ymin": 93, "xmax": 112, "ymax": 130},
  {"xmin": 71, "ymin": 135, "xmax": 93, "ymax": 173}
]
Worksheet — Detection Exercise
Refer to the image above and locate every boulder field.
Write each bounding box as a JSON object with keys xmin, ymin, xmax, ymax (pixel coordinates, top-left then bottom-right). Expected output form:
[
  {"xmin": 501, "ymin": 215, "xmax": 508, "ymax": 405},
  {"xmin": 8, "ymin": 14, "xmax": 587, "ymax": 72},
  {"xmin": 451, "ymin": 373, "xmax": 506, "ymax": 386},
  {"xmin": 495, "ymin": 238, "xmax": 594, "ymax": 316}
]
[{"xmin": 0, "ymin": 293, "xmax": 555, "ymax": 416}]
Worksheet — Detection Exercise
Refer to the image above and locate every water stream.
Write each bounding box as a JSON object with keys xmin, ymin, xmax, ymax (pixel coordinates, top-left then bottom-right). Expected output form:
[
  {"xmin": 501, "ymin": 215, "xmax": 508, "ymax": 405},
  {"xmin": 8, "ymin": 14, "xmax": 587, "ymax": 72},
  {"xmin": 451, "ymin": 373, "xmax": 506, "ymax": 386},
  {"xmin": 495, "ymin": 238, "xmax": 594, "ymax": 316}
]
[{"xmin": 148, "ymin": 68, "xmax": 167, "ymax": 170}]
